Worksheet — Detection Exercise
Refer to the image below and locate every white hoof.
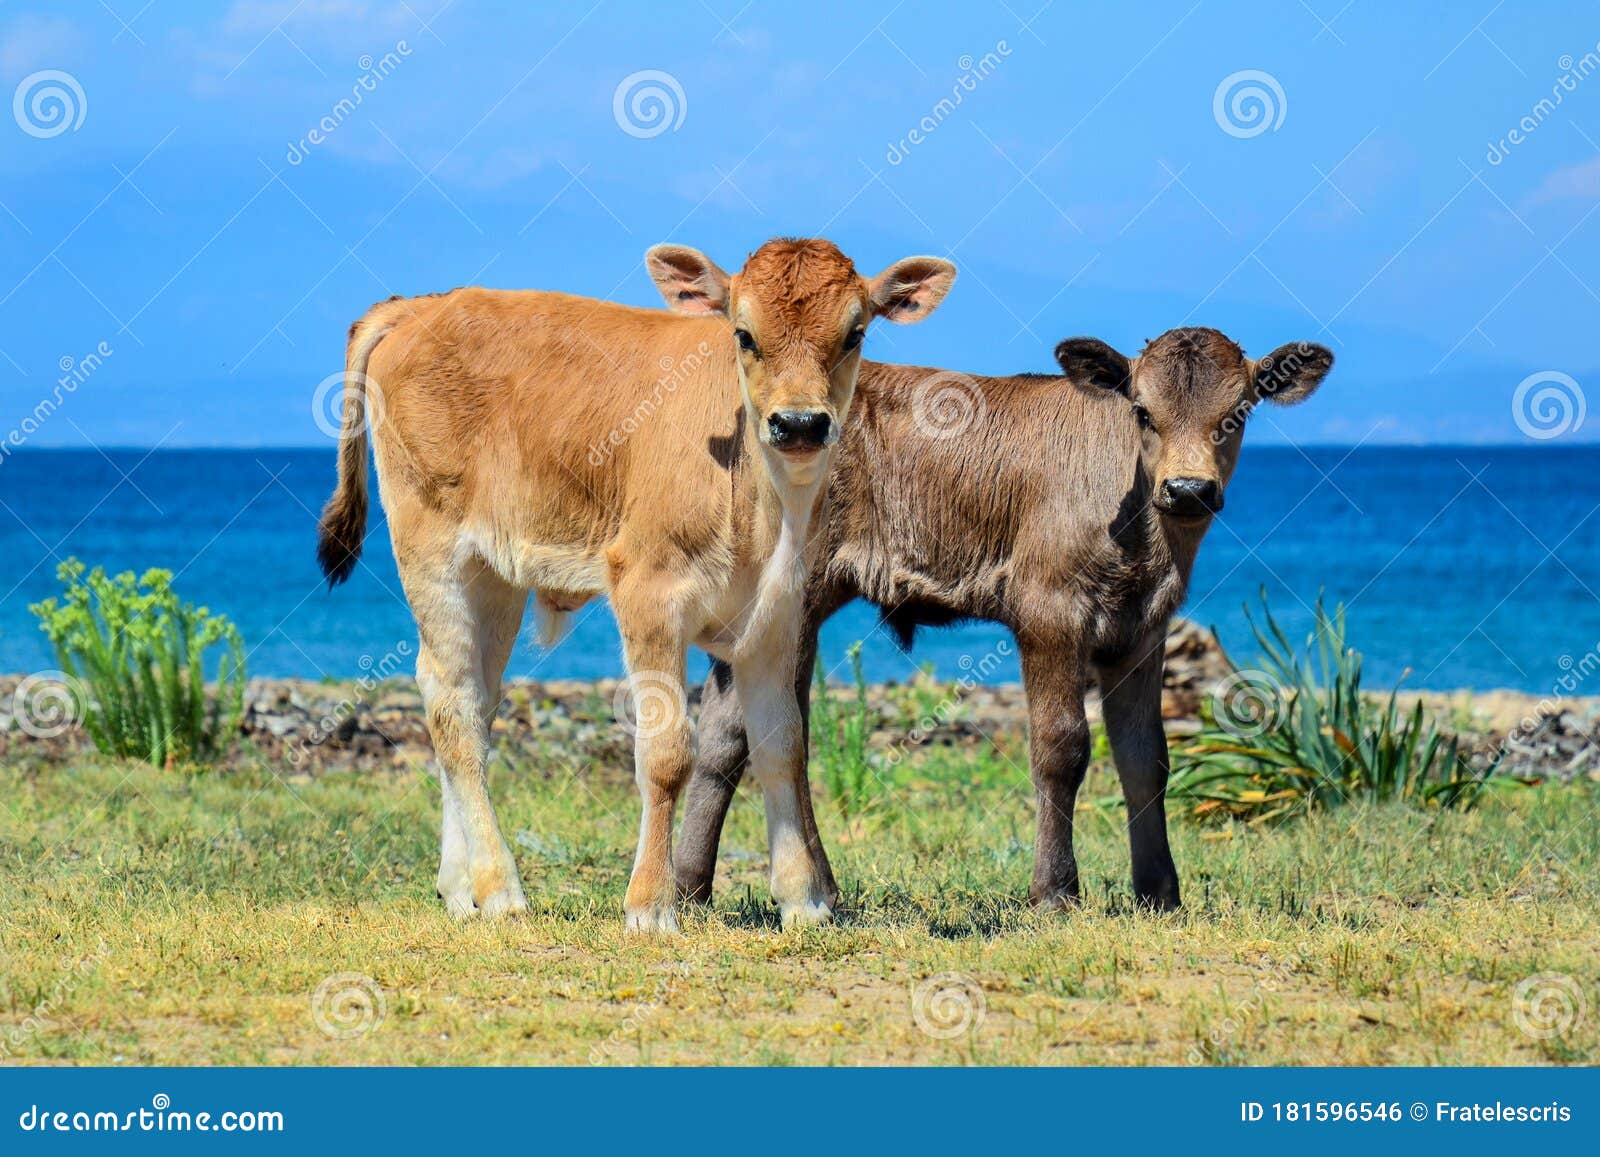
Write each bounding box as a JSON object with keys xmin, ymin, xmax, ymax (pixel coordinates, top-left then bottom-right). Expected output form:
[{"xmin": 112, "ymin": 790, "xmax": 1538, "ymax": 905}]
[
  {"xmin": 441, "ymin": 889, "xmax": 479, "ymax": 921},
  {"xmin": 478, "ymin": 886, "xmax": 530, "ymax": 920},
  {"xmin": 625, "ymin": 903, "xmax": 680, "ymax": 936},
  {"xmin": 780, "ymin": 898, "xmax": 835, "ymax": 929}
]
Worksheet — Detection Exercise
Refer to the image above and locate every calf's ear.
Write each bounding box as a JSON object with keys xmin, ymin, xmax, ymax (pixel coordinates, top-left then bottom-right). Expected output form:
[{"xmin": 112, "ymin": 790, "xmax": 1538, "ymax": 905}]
[
  {"xmin": 647, "ymin": 245, "xmax": 731, "ymax": 315},
  {"xmin": 1055, "ymin": 338, "xmax": 1131, "ymax": 394},
  {"xmin": 869, "ymin": 257, "xmax": 957, "ymax": 323},
  {"xmin": 1253, "ymin": 342, "xmax": 1333, "ymax": 405}
]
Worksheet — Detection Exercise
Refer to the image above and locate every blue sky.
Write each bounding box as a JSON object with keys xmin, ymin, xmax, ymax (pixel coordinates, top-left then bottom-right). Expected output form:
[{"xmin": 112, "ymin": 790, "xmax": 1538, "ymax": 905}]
[{"xmin": 2, "ymin": 0, "xmax": 1598, "ymax": 446}]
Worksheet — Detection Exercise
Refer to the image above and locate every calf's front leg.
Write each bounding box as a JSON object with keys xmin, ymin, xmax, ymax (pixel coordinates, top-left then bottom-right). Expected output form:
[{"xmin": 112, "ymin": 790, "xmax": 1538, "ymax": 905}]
[
  {"xmin": 1096, "ymin": 636, "xmax": 1181, "ymax": 910},
  {"xmin": 732, "ymin": 651, "xmax": 835, "ymax": 926},
  {"xmin": 1019, "ymin": 638, "xmax": 1091, "ymax": 909}
]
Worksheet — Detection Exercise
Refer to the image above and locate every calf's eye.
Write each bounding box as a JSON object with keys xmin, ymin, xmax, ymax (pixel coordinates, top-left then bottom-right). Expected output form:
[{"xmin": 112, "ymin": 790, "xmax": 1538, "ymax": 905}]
[
  {"xmin": 842, "ymin": 329, "xmax": 864, "ymax": 352},
  {"xmin": 1132, "ymin": 403, "xmax": 1154, "ymax": 430},
  {"xmin": 735, "ymin": 328, "xmax": 760, "ymax": 356}
]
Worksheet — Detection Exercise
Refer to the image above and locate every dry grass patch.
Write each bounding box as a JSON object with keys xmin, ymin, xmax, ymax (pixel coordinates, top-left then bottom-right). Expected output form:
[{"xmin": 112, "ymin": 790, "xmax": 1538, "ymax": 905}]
[{"xmin": 1, "ymin": 735, "xmax": 1595, "ymax": 1066}]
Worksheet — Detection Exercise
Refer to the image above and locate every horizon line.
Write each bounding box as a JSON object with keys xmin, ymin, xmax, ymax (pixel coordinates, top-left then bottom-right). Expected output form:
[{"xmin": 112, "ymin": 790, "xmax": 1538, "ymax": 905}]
[{"xmin": 2, "ymin": 440, "xmax": 1589, "ymax": 453}]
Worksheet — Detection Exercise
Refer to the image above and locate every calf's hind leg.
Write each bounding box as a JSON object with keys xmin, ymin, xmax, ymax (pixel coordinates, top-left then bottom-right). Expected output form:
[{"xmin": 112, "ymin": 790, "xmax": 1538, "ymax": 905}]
[
  {"xmin": 403, "ymin": 555, "xmax": 530, "ymax": 920},
  {"xmin": 676, "ymin": 660, "xmax": 748, "ymax": 904},
  {"xmin": 612, "ymin": 584, "xmax": 694, "ymax": 935},
  {"xmin": 679, "ymin": 622, "xmax": 838, "ymax": 907}
]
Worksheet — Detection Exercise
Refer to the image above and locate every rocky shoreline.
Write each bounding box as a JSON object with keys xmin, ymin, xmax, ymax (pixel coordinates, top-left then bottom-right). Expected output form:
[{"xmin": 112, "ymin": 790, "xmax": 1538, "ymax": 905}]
[{"xmin": 2, "ymin": 621, "xmax": 1596, "ymax": 782}]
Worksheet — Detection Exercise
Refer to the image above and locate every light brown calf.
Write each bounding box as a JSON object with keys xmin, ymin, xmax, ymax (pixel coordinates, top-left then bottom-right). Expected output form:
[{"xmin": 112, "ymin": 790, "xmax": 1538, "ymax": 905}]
[{"xmin": 316, "ymin": 239, "xmax": 955, "ymax": 932}]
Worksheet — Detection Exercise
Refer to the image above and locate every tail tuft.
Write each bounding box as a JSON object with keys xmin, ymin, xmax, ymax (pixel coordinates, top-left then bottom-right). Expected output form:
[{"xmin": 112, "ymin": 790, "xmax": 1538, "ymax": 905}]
[{"xmin": 316, "ymin": 489, "xmax": 365, "ymax": 587}]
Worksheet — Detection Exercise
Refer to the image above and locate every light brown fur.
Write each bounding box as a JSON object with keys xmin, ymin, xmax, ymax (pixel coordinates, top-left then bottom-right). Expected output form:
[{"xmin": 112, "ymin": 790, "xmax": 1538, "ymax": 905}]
[{"xmin": 316, "ymin": 239, "xmax": 955, "ymax": 931}]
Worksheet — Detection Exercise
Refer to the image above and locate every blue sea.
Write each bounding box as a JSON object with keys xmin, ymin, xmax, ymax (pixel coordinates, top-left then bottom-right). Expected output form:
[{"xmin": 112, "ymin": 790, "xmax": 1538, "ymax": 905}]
[{"xmin": 1, "ymin": 447, "xmax": 1595, "ymax": 693}]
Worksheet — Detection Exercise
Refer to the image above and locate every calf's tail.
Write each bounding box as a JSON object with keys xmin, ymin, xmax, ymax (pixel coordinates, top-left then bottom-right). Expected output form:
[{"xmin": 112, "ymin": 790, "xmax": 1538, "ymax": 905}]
[{"xmin": 316, "ymin": 310, "xmax": 394, "ymax": 587}]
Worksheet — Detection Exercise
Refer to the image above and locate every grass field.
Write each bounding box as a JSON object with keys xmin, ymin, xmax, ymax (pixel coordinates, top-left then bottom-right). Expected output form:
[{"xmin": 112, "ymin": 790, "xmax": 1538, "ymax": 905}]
[{"xmin": 2, "ymin": 709, "xmax": 1597, "ymax": 1066}]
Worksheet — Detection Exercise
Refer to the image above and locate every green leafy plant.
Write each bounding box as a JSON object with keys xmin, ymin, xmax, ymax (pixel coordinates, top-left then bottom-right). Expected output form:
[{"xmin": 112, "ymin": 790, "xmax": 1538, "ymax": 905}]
[
  {"xmin": 29, "ymin": 559, "xmax": 246, "ymax": 767},
  {"xmin": 810, "ymin": 643, "xmax": 877, "ymax": 818},
  {"xmin": 1167, "ymin": 591, "xmax": 1498, "ymax": 824}
]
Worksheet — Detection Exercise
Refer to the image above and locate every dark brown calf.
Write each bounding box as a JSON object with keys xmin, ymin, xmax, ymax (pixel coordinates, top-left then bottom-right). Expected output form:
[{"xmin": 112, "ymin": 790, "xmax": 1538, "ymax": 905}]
[{"xmin": 676, "ymin": 327, "xmax": 1332, "ymax": 910}]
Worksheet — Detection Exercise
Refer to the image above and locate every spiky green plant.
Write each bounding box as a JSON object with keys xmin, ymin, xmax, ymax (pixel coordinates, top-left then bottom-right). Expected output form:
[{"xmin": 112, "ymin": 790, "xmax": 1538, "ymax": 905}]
[
  {"xmin": 1167, "ymin": 591, "xmax": 1498, "ymax": 823},
  {"xmin": 29, "ymin": 559, "xmax": 246, "ymax": 767},
  {"xmin": 810, "ymin": 643, "xmax": 877, "ymax": 818}
]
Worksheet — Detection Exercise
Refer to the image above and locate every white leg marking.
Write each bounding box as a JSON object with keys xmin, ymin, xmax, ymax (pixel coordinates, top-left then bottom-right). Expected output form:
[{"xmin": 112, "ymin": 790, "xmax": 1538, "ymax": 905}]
[
  {"xmin": 736, "ymin": 659, "xmax": 834, "ymax": 928},
  {"xmin": 436, "ymin": 769, "xmax": 475, "ymax": 920}
]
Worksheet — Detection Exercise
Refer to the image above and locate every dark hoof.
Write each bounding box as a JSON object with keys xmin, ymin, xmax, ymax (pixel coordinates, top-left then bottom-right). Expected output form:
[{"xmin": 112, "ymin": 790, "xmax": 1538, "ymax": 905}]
[
  {"xmin": 1134, "ymin": 883, "xmax": 1182, "ymax": 913},
  {"xmin": 1029, "ymin": 888, "xmax": 1084, "ymax": 912},
  {"xmin": 675, "ymin": 875, "xmax": 715, "ymax": 906}
]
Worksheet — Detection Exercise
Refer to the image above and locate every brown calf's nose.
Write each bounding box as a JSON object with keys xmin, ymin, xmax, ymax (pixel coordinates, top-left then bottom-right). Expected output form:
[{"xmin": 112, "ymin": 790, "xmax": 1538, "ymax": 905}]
[
  {"xmin": 767, "ymin": 410, "xmax": 832, "ymax": 451},
  {"xmin": 1161, "ymin": 477, "xmax": 1223, "ymax": 516}
]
